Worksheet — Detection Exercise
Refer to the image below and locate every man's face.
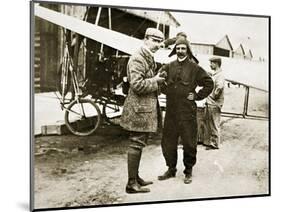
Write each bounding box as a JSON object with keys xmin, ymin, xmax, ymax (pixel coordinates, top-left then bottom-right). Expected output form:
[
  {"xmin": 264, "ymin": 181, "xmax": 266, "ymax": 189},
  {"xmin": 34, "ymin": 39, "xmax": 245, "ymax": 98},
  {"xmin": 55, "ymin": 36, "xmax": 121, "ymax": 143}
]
[
  {"xmin": 210, "ymin": 62, "xmax": 218, "ymax": 70},
  {"xmin": 145, "ymin": 36, "xmax": 162, "ymax": 53},
  {"xmin": 176, "ymin": 44, "xmax": 188, "ymax": 59}
]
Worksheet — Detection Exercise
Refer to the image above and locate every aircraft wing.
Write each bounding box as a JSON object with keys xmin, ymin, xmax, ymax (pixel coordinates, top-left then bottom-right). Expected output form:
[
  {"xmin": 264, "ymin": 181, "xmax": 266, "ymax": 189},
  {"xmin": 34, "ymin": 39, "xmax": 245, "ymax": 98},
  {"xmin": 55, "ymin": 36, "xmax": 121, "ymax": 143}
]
[
  {"xmin": 155, "ymin": 52, "xmax": 268, "ymax": 91},
  {"xmin": 195, "ymin": 54, "xmax": 268, "ymax": 91},
  {"xmin": 34, "ymin": 4, "xmax": 143, "ymax": 55},
  {"xmin": 34, "ymin": 4, "xmax": 268, "ymax": 92},
  {"xmin": 34, "ymin": 5, "xmax": 175, "ymax": 65}
]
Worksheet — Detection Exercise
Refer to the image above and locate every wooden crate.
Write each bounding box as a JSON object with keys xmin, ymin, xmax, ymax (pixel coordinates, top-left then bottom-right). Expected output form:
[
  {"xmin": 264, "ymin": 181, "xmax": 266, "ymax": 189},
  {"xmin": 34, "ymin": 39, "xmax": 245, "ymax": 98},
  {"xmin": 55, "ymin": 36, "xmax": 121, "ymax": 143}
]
[{"xmin": 41, "ymin": 121, "xmax": 69, "ymax": 135}]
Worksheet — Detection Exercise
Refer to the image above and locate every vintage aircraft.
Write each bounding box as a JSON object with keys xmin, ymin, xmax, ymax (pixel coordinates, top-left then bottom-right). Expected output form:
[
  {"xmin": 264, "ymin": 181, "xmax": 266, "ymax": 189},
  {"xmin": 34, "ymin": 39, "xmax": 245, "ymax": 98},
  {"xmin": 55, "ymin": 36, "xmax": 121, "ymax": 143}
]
[{"xmin": 34, "ymin": 4, "xmax": 268, "ymax": 136}]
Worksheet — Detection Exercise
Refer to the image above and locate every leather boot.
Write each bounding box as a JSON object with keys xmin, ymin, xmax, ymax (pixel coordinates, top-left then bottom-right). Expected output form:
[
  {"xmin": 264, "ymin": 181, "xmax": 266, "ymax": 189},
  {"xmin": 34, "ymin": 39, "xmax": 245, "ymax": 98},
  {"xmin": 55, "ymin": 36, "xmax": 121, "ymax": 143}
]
[
  {"xmin": 158, "ymin": 167, "xmax": 177, "ymax": 181},
  {"xmin": 126, "ymin": 148, "xmax": 150, "ymax": 193},
  {"xmin": 137, "ymin": 175, "xmax": 153, "ymax": 186},
  {"xmin": 184, "ymin": 173, "xmax": 192, "ymax": 184},
  {"xmin": 126, "ymin": 178, "xmax": 150, "ymax": 194},
  {"xmin": 184, "ymin": 169, "xmax": 192, "ymax": 184}
]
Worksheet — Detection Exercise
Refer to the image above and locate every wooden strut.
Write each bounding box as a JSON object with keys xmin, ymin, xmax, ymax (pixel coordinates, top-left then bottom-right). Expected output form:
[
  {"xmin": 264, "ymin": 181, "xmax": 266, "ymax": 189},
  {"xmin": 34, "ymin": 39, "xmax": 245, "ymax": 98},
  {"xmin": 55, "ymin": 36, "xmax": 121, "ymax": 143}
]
[
  {"xmin": 243, "ymin": 86, "xmax": 250, "ymax": 118},
  {"xmin": 156, "ymin": 11, "xmax": 164, "ymax": 30}
]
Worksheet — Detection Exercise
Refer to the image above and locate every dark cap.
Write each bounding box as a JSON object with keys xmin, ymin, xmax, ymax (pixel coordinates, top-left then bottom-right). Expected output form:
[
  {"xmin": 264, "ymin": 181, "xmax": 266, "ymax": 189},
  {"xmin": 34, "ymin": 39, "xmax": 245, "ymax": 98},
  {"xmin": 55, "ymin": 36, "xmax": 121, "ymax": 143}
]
[
  {"xmin": 176, "ymin": 32, "xmax": 187, "ymax": 39},
  {"xmin": 170, "ymin": 37, "xmax": 199, "ymax": 63},
  {"xmin": 209, "ymin": 56, "xmax": 222, "ymax": 64},
  {"xmin": 175, "ymin": 37, "xmax": 190, "ymax": 47},
  {"xmin": 145, "ymin": 28, "xmax": 164, "ymax": 41}
]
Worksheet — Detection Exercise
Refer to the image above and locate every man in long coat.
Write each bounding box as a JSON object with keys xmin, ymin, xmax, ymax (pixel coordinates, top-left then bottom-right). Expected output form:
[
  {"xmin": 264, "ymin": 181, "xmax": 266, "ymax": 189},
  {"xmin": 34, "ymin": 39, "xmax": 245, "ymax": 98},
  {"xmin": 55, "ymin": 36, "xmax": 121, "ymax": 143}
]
[
  {"xmin": 158, "ymin": 37, "xmax": 214, "ymax": 184},
  {"xmin": 120, "ymin": 28, "xmax": 165, "ymax": 193}
]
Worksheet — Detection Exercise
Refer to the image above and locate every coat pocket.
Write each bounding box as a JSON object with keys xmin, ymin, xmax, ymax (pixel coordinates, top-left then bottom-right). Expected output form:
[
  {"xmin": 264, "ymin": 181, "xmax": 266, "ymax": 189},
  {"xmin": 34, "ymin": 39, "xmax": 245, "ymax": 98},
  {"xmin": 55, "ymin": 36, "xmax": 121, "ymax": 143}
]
[{"xmin": 133, "ymin": 104, "xmax": 153, "ymax": 113}]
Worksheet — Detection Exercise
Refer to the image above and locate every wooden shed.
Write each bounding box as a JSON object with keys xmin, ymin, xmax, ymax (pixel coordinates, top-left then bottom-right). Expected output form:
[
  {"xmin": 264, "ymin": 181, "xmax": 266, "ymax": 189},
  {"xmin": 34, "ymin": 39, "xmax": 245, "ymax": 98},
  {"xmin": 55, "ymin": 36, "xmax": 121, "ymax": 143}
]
[
  {"xmin": 191, "ymin": 34, "xmax": 233, "ymax": 58},
  {"xmin": 233, "ymin": 44, "xmax": 246, "ymax": 59}
]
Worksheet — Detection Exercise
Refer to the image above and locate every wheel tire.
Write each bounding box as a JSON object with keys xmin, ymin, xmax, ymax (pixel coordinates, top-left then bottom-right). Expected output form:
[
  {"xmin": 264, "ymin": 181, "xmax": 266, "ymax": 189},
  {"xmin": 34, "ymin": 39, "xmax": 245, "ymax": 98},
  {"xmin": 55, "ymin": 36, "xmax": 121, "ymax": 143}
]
[{"xmin": 65, "ymin": 98, "xmax": 101, "ymax": 136}]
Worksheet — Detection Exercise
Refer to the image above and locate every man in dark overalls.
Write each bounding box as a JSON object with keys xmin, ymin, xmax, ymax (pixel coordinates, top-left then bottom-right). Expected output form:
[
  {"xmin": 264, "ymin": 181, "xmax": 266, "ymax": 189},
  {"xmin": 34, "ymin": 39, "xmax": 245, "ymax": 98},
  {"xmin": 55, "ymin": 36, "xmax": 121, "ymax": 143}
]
[{"xmin": 158, "ymin": 37, "xmax": 213, "ymax": 184}]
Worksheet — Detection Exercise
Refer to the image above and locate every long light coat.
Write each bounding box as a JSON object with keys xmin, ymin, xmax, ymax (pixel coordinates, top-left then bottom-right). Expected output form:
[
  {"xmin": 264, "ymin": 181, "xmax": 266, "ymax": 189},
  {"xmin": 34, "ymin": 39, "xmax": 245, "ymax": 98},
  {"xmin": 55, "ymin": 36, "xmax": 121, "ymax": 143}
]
[{"xmin": 120, "ymin": 47, "xmax": 160, "ymax": 132}]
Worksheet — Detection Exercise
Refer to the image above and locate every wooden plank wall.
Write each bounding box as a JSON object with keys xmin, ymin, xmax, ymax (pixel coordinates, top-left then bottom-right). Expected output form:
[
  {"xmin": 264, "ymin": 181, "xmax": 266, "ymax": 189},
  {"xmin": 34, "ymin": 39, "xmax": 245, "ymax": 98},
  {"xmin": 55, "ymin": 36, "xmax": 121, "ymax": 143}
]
[{"xmin": 35, "ymin": 3, "xmax": 86, "ymax": 92}]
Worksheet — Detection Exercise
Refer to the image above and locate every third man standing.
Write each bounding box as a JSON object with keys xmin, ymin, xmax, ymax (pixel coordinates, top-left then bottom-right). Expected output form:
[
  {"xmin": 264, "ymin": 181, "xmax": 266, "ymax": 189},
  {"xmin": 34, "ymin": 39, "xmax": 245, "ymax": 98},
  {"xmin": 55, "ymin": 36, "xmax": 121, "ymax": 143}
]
[{"xmin": 204, "ymin": 57, "xmax": 225, "ymax": 150}]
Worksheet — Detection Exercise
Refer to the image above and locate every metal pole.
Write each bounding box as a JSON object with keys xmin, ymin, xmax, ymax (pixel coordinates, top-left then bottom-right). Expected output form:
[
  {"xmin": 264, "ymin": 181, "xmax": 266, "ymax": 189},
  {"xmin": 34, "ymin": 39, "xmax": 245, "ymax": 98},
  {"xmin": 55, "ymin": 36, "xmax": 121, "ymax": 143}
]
[
  {"xmin": 156, "ymin": 11, "xmax": 163, "ymax": 30},
  {"xmin": 95, "ymin": 7, "xmax": 102, "ymax": 25},
  {"xmin": 108, "ymin": 8, "xmax": 112, "ymax": 30},
  {"xmin": 94, "ymin": 7, "xmax": 104, "ymax": 60},
  {"xmin": 243, "ymin": 86, "xmax": 250, "ymax": 117}
]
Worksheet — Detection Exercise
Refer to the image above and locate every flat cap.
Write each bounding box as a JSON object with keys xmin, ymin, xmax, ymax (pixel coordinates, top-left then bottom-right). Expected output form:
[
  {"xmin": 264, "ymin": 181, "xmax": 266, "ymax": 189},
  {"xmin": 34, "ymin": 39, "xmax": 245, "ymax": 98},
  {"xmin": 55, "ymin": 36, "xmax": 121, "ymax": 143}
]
[
  {"xmin": 209, "ymin": 56, "xmax": 222, "ymax": 63},
  {"xmin": 145, "ymin": 28, "xmax": 164, "ymax": 41}
]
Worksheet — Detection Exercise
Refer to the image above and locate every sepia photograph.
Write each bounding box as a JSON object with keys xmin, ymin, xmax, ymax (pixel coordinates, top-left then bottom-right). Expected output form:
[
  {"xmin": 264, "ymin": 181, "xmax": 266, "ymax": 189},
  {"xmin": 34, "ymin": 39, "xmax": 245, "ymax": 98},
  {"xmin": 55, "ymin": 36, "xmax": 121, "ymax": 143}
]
[{"xmin": 30, "ymin": 0, "xmax": 269, "ymax": 211}]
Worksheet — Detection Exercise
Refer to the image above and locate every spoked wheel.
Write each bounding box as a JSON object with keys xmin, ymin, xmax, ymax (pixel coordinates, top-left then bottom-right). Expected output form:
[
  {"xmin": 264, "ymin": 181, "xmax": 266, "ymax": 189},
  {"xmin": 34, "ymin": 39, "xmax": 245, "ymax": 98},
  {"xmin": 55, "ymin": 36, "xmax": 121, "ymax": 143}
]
[
  {"xmin": 65, "ymin": 98, "xmax": 101, "ymax": 136},
  {"xmin": 102, "ymin": 95, "xmax": 125, "ymax": 126}
]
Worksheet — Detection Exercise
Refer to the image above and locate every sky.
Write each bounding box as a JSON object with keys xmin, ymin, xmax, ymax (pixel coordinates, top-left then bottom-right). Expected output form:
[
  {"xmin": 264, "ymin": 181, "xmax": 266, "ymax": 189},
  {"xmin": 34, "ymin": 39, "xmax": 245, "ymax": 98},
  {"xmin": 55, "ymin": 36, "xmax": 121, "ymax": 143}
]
[{"xmin": 169, "ymin": 11, "xmax": 269, "ymax": 60}]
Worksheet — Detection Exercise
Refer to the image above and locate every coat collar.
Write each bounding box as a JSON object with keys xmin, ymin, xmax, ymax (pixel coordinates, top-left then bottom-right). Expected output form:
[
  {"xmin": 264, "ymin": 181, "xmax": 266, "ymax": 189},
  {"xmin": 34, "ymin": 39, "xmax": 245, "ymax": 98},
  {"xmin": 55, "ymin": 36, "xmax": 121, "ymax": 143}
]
[
  {"xmin": 142, "ymin": 46, "xmax": 154, "ymax": 57},
  {"xmin": 212, "ymin": 68, "xmax": 223, "ymax": 76},
  {"xmin": 174, "ymin": 56, "xmax": 189, "ymax": 65},
  {"xmin": 177, "ymin": 56, "xmax": 188, "ymax": 62},
  {"xmin": 139, "ymin": 47, "xmax": 155, "ymax": 67}
]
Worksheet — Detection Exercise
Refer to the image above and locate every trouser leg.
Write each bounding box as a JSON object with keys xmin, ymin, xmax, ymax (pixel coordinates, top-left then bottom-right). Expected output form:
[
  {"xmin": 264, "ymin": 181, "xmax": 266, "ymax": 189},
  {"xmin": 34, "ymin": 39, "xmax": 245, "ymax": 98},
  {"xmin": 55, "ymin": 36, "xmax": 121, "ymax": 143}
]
[
  {"xmin": 158, "ymin": 117, "xmax": 178, "ymax": 180},
  {"xmin": 207, "ymin": 105, "xmax": 221, "ymax": 148},
  {"xmin": 179, "ymin": 119, "xmax": 198, "ymax": 174},
  {"xmin": 161, "ymin": 116, "xmax": 179, "ymax": 169}
]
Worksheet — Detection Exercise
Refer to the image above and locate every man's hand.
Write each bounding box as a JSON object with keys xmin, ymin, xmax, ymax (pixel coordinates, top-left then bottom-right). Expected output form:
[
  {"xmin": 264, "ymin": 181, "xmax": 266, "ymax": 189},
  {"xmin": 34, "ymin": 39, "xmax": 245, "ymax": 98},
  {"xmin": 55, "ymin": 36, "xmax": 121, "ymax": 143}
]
[
  {"xmin": 187, "ymin": 92, "xmax": 195, "ymax": 100},
  {"xmin": 154, "ymin": 72, "xmax": 166, "ymax": 84},
  {"xmin": 158, "ymin": 67, "xmax": 167, "ymax": 78},
  {"xmin": 159, "ymin": 42, "xmax": 165, "ymax": 49}
]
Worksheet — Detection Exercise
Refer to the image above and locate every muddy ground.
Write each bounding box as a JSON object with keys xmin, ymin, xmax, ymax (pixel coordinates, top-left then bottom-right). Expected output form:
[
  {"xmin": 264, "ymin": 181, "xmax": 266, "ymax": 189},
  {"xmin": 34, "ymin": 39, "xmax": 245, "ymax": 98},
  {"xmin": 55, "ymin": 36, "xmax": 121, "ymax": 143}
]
[{"xmin": 33, "ymin": 117, "xmax": 269, "ymax": 210}]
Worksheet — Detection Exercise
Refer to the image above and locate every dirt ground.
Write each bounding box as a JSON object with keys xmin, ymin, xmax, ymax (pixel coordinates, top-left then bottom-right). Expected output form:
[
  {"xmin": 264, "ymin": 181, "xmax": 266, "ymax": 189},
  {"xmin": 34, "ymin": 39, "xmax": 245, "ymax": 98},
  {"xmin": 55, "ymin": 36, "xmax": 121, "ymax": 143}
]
[{"xmin": 33, "ymin": 117, "xmax": 269, "ymax": 210}]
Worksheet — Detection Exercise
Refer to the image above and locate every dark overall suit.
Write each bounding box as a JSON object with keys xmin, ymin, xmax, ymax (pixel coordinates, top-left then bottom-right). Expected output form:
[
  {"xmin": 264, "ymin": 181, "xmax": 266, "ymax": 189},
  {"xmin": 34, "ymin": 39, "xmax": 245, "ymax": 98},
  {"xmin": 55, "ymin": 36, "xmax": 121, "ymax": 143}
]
[{"xmin": 161, "ymin": 58, "xmax": 213, "ymax": 174}]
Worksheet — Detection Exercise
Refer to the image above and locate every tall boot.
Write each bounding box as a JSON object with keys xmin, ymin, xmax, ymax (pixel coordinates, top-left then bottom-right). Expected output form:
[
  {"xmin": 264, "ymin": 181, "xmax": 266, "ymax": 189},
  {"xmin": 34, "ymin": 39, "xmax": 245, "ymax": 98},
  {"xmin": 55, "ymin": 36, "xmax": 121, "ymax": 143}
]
[
  {"xmin": 126, "ymin": 148, "xmax": 150, "ymax": 194},
  {"xmin": 136, "ymin": 149, "xmax": 153, "ymax": 186}
]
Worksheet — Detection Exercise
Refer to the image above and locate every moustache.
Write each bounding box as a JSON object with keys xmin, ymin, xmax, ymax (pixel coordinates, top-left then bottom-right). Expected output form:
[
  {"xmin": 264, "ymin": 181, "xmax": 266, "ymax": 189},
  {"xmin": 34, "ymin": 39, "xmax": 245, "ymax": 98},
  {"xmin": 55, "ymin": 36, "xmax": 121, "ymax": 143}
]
[{"xmin": 177, "ymin": 52, "xmax": 186, "ymax": 57}]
